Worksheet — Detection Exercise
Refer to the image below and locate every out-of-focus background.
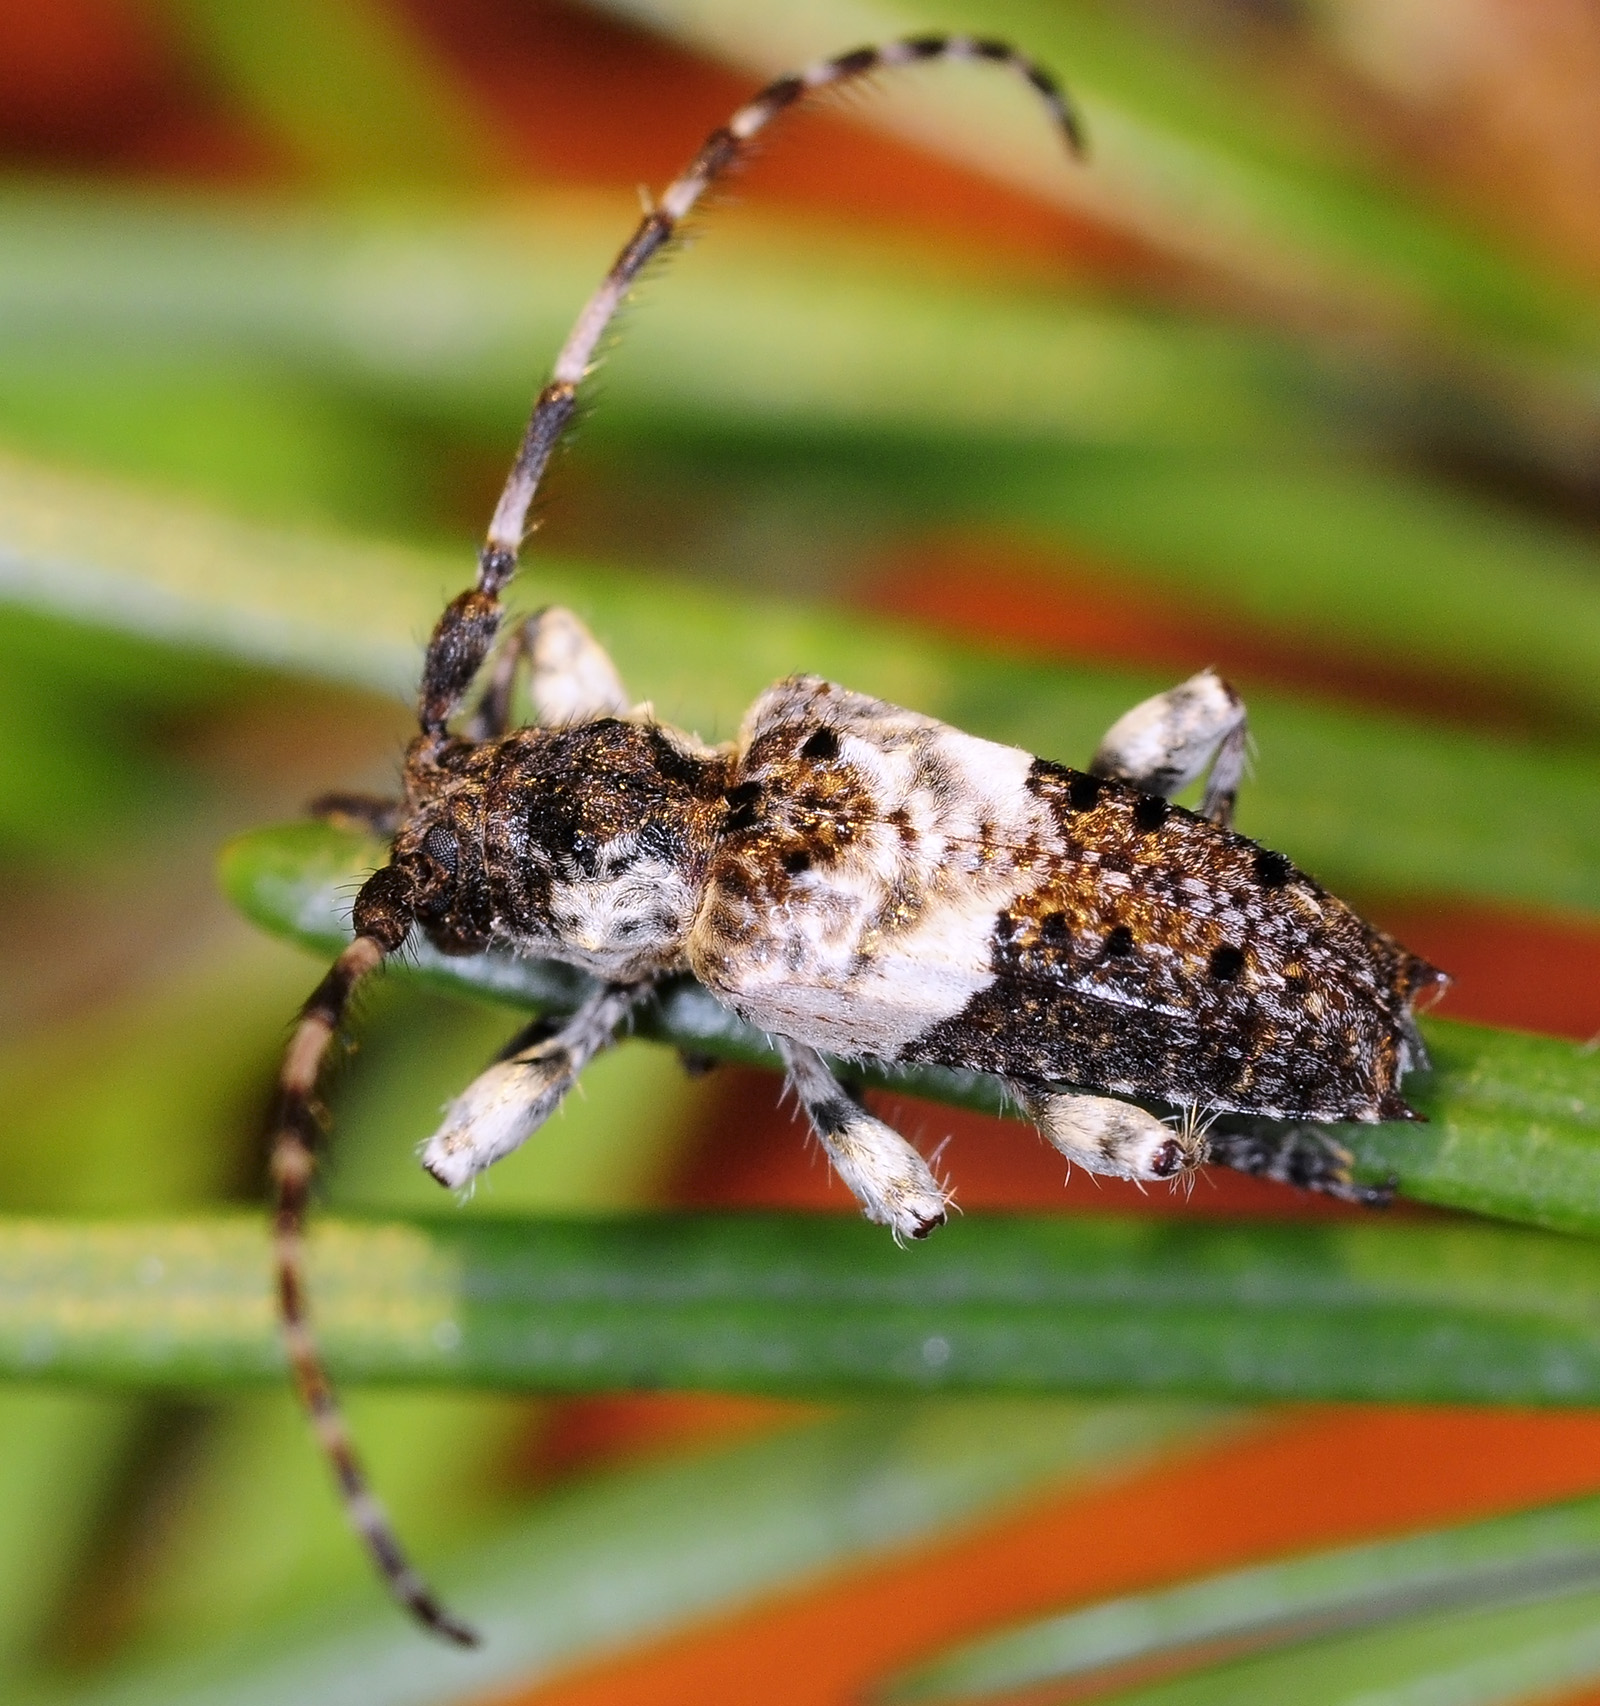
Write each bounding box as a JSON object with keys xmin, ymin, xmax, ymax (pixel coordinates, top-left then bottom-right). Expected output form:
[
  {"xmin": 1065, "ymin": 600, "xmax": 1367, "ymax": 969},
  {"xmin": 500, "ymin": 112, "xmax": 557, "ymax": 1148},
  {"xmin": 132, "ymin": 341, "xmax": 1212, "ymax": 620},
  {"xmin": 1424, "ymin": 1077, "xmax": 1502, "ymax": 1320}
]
[{"xmin": 3, "ymin": 2, "xmax": 1600, "ymax": 1703}]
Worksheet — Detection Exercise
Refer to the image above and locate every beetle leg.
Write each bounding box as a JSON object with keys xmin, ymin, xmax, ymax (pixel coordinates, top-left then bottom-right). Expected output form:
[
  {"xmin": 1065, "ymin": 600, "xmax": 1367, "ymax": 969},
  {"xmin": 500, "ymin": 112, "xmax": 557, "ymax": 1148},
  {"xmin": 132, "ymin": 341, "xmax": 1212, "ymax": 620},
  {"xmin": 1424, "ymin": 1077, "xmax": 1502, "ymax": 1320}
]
[
  {"xmin": 1090, "ymin": 668, "xmax": 1249, "ymax": 827},
  {"xmin": 420, "ymin": 980, "xmax": 652, "ymax": 1188},
  {"xmin": 466, "ymin": 606, "xmax": 631, "ymax": 740},
  {"xmin": 1205, "ymin": 1119, "xmax": 1395, "ymax": 1206},
  {"xmin": 1021, "ymin": 1087, "xmax": 1207, "ymax": 1184},
  {"xmin": 778, "ymin": 1039, "xmax": 950, "ymax": 1241}
]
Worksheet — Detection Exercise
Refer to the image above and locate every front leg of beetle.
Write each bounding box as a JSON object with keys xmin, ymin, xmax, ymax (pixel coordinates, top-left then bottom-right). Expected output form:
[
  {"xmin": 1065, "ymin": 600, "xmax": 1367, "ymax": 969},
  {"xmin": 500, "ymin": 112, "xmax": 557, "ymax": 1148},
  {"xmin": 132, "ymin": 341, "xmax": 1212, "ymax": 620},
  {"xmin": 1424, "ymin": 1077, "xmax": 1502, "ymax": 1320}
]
[
  {"xmin": 1091, "ymin": 668, "xmax": 1248, "ymax": 827},
  {"xmin": 778, "ymin": 1039, "xmax": 950, "ymax": 1241},
  {"xmin": 422, "ymin": 980, "xmax": 652, "ymax": 1188}
]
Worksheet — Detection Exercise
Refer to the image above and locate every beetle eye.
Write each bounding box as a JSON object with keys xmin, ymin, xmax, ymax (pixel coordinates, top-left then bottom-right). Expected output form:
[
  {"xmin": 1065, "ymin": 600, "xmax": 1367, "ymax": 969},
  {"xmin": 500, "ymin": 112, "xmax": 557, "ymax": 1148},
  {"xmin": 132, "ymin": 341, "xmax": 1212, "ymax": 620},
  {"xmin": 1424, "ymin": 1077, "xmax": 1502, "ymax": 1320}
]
[{"xmin": 422, "ymin": 826, "xmax": 459, "ymax": 876}]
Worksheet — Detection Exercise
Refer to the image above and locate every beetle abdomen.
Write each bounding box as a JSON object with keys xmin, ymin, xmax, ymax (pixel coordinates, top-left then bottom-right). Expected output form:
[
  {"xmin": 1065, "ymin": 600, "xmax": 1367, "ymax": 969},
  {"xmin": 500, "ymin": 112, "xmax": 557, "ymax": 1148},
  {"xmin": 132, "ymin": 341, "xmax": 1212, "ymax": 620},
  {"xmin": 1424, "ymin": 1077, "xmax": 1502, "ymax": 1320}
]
[{"xmin": 692, "ymin": 680, "xmax": 1441, "ymax": 1121}]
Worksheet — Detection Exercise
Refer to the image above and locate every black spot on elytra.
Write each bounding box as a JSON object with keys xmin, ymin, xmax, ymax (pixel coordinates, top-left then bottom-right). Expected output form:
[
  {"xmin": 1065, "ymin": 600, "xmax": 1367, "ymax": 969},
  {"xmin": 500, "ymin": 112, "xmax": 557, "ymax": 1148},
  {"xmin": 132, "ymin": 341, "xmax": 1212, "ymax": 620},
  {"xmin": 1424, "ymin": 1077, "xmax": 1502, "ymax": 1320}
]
[
  {"xmin": 782, "ymin": 849, "xmax": 812, "ymax": 875},
  {"xmin": 1209, "ymin": 944, "xmax": 1246, "ymax": 981},
  {"xmin": 722, "ymin": 779, "xmax": 761, "ymax": 832},
  {"xmin": 1066, "ymin": 772, "xmax": 1103, "ymax": 811},
  {"xmin": 800, "ymin": 727, "xmax": 840, "ymax": 762},
  {"xmin": 1103, "ymin": 924, "xmax": 1134, "ymax": 958},
  {"xmin": 1132, "ymin": 795, "xmax": 1170, "ymax": 833},
  {"xmin": 1040, "ymin": 911, "xmax": 1071, "ymax": 944},
  {"xmin": 1254, "ymin": 848, "xmax": 1293, "ymax": 889}
]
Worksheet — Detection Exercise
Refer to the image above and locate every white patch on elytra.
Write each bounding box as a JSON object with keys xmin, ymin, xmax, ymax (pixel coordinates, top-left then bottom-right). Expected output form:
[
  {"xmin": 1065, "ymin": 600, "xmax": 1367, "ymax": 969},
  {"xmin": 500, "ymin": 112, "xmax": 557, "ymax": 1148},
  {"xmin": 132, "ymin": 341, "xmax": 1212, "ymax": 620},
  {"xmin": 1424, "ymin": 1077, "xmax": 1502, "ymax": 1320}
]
[{"xmin": 689, "ymin": 678, "xmax": 1061, "ymax": 1057}]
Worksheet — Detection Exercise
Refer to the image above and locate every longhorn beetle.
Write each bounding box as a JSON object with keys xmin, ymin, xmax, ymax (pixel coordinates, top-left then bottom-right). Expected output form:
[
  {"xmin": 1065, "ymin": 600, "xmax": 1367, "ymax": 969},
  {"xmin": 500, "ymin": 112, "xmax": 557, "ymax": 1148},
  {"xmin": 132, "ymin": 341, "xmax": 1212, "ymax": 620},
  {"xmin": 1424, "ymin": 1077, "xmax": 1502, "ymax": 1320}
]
[{"xmin": 268, "ymin": 37, "xmax": 1445, "ymax": 1645}]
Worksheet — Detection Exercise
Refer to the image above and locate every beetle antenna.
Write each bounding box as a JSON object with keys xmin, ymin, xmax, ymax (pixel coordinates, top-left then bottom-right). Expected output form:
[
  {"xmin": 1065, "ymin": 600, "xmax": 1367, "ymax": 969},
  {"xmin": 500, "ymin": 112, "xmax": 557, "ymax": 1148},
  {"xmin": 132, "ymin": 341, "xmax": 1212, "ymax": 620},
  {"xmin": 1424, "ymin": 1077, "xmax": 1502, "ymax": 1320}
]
[
  {"xmin": 418, "ymin": 37, "xmax": 1080, "ymax": 747},
  {"xmin": 481, "ymin": 34, "xmax": 1083, "ymax": 576},
  {"xmin": 269, "ymin": 870, "xmax": 477, "ymax": 1645}
]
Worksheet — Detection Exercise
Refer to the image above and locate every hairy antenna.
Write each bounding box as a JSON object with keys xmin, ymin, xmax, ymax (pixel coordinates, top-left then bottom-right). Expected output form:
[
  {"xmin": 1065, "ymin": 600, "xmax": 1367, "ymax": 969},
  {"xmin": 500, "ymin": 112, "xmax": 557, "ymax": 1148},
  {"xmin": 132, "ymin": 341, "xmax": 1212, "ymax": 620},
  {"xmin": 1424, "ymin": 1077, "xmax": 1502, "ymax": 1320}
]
[
  {"xmin": 267, "ymin": 866, "xmax": 482, "ymax": 1644},
  {"xmin": 485, "ymin": 35, "xmax": 1082, "ymax": 571}
]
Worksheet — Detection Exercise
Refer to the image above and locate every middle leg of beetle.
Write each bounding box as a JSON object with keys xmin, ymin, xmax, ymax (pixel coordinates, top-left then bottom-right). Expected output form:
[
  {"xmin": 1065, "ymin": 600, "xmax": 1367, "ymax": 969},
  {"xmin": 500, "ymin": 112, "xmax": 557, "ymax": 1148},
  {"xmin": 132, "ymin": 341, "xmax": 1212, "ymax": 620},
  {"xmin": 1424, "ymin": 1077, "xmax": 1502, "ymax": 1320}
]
[
  {"xmin": 1090, "ymin": 668, "xmax": 1248, "ymax": 827},
  {"xmin": 1019, "ymin": 1086, "xmax": 1205, "ymax": 1184},
  {"xmin": 778, "ymin": 1040, "xmax": 949, "ymax": 1240},
  {"xmin": 422, "ymin": 979, "xmax": 652, "ymax": 1188}
]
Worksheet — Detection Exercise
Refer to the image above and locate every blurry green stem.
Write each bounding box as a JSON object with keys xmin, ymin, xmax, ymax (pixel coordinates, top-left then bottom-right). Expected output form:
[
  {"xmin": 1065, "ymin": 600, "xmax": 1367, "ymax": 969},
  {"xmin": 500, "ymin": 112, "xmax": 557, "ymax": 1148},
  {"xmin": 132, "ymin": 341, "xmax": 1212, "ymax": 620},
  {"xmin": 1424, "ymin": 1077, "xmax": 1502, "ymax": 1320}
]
[{"xmin": 13, "ymin": 1213, "xmax": 1600, "ymax": 1405}]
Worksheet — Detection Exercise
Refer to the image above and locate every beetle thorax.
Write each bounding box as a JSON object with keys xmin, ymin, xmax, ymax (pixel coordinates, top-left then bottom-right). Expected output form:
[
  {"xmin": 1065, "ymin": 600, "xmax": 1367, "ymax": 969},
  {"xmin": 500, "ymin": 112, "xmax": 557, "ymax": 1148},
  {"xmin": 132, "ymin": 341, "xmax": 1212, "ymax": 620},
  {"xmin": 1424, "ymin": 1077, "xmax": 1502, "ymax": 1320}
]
[{"xmin": 394, "ymin": 719, "xmax": 733, "ymax": 980}]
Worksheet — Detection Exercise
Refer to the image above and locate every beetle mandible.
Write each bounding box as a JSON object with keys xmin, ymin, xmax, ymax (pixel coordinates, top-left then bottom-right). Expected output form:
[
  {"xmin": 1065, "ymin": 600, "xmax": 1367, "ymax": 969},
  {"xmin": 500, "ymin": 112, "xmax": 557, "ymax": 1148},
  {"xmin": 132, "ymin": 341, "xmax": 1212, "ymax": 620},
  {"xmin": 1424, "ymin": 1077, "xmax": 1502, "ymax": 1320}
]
[{"xmin": 267, "ymin": 36, "xmax": 1444, "ymax": 1644}]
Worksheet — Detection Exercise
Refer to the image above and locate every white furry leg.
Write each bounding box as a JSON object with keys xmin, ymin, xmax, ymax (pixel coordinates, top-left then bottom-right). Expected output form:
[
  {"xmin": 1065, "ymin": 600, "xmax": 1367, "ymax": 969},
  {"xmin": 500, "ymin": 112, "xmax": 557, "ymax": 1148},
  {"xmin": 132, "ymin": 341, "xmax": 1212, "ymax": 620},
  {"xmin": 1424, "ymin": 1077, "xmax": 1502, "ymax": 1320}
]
[
  {"xmin": 1090, "ymin": 668, "xmax": 1248, "ymax": 827},
  {"xmin": 467, "ymin": 606, "xmax": 631, "ymax": 740},
  {"xmin": 421, "ymin": 982, "xmax": 649, "ymax": 1189},
  {"xmin": 779, "ymin": 1039, "xmax": 950, "ymax": 1240},
  {"xmin": 1023, "ymin": 1089, "xmax": 1206, "ymax": 1184},
  {"xmin": 526, "ymin": 606, "xmax": 631, "ymax": 726}
]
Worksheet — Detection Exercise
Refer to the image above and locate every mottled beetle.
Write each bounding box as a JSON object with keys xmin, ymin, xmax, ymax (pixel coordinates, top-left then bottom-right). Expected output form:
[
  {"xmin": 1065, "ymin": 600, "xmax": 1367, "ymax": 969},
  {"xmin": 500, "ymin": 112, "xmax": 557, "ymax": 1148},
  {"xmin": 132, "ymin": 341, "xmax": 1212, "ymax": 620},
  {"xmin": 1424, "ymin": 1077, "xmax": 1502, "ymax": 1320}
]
[{"xmin": 268, "ymin": 37, "xmax": 1445, "ymax": 1644}]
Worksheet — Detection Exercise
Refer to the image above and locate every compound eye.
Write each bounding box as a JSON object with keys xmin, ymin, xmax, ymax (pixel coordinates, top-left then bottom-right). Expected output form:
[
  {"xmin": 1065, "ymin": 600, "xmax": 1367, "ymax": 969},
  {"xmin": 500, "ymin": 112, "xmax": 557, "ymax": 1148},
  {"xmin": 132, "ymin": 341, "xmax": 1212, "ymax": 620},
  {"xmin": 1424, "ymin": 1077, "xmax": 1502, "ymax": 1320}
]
[{"xmin": 422, "ymin": 825, "xmax": 459, "ymax": 878}]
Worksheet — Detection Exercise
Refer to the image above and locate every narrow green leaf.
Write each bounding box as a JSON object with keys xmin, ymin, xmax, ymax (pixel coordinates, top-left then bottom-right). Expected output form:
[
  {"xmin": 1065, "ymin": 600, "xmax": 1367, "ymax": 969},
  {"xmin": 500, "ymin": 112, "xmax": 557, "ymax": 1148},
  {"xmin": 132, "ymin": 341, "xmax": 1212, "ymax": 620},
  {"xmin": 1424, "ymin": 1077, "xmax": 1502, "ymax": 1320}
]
[
  {"xmin": 0, "ymin": 192, "xmax": 1340, "ymax": 451},
  {"xmin": 1089, "ymin": 1582, "xmax": 1600, "ymax": 1706},
  {"xmin": 884, "ymin": 1493, "xmax": 1600, "ymax": 1702},
  {"xmin": 9, "ymin": 197, "xmax": 1600, "ymax": 721},
  {"xmin": 223, "ymin": 818, "xmax": 1600, "ymax": 1240},
  {"xmin": 0, "ymin": 342, "xmax": 452, "ymax": 534},
  {"xmin": 997, "ymin": 449, "xmax": 1600, "ymax": 733},
  {"xmin": 16, "ymin": 1212, "xmax": 1600, "ymax": 1403},
  {"xmin": 28, "ymin": 1399, "xmax": 1210, "ymax": 1706},
  {"xmin": 110, "ymin": 992, "xmax": 712, "ymax": 1653}
]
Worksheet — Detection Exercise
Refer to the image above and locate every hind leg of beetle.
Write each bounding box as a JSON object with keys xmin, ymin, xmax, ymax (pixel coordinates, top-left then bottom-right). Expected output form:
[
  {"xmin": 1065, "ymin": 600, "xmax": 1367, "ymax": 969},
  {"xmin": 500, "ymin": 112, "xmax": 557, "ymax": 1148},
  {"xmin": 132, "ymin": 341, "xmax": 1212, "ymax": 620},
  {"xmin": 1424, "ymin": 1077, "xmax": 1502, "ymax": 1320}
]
[
  {"xmin": 1018, "ymin": 1086, "xmax": 1207, "ymax": 1185},
  {"xmin": 422, "ymin": 980, "xmax": 652, "ymax": 1188},
  {"xmin": 466, "ymin": 606, "xmax": 631, "ymax": 740},
  {"xmin": 778, "ymin": 1040, "xmax": 949, "ymax": 1240},
  {"xmin": 1091, "ymin": 669, "xmax": 1248, "ymax": 828},
  {"xmin": 1205, "ymin": 1119, "xmax": 1394, "ymax": 1206}
]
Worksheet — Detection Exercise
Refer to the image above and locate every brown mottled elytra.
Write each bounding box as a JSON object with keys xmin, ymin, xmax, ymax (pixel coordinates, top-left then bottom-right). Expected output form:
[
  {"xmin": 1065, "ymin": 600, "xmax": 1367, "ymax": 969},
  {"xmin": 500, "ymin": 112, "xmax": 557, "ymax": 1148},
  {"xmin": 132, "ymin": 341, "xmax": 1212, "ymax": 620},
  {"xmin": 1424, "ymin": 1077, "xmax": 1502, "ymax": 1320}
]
[{"xmin": 266, "ymin": 37, "xmax": 1442, "ymax": 1644}]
